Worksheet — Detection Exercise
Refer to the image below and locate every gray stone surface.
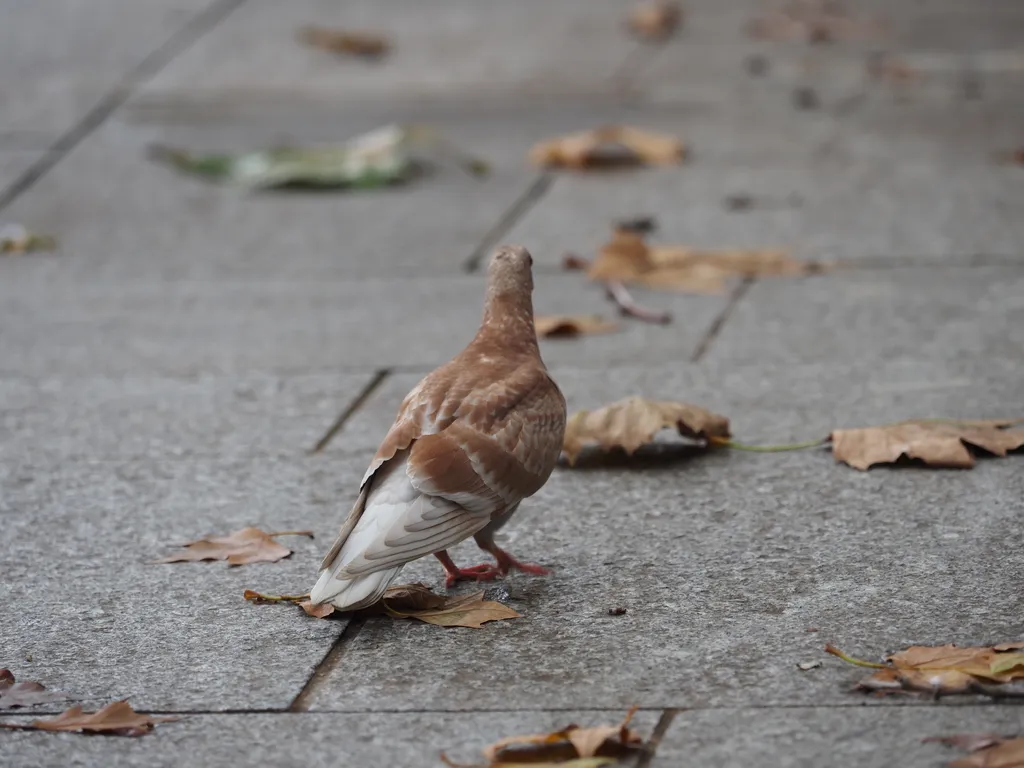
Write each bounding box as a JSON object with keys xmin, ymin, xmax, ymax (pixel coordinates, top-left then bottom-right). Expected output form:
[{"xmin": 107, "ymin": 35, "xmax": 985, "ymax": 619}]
[
  {"xmin": 0, "ymin": 454, "xmax": 355, "ymax": 712},
  {"xmin": 505, "ymin": 161, "xmax": 1023, "ymax": 267},
  {"xmin": 655, "ymin": 706, "xmax": 1024, "ymax": 768},
  {"xmin": 0, "ymin": 0, "xmax": 215, "ymax": 136},
  {"xmin": 0, "ymin": 273, "xmax": 724, "ymax": 377},
  {"xmin": 141, "ymin": 0, "xmax": 645, "ymax": 103},
  {"xmin": 305, "ymin": 361, "xmax": 1024, "ymax": 711},
  {"xmin": 0, "ymin": 373, "xmax": 371, "ymax": 464},
  {"xmin": 0, "ymin": 710, "xmax": 659, "ymax": 768},
  {"xmin": 704, "ymin": 266, "xmax": 1024, "ymax": 367},
  {"xmin": 3, "ymin": 0, "xmax": 1024, "ymax": 764},
  {"xmin": 0, "ymin": 114, "xmax": 535, "ymax": 282},
  {"xmin": 0, "ymin": 151, "xmax": 45, "ymax": 192}
]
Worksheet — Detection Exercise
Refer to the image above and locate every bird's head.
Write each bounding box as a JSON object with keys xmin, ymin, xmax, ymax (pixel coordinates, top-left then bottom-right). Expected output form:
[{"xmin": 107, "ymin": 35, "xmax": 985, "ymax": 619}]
[{"xmin": 486, "ymin": 245, "xmax": 534, "ymax": 300}]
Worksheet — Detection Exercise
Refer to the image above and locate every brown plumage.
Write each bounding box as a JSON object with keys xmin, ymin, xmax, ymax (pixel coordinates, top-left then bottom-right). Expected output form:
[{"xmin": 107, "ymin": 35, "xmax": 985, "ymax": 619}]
[{"xmin": 309, "ymin": 245, "xmax": 567, "ymax": 610}]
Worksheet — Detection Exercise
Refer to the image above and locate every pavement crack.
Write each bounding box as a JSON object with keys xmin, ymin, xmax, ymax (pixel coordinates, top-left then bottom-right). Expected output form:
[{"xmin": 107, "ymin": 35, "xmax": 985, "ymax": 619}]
[
  {"xmin": 690, "ymin": 277, "xmax": 753, "ymax": 362},
  {"xmin": 289, "ymin": 615, "xmax": 367, "ymax": 712},
  {"xmin": 0, "ymin": 0, "xmax": 248, "ymax": 213},
  {"xmin": 463, "ymin": 174, "xmax": 553, "ymax": 272},
  {"xmin": 309, "ymin": 369, "xmax": 389, "ymax": 454},
  {"xmin": 634, "ymin": 708, "xmax": 678, "ymax": 768}
]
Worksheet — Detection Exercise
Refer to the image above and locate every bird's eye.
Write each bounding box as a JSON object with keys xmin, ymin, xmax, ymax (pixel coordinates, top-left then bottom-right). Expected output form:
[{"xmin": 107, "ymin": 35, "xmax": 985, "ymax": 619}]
[{"xmin": 527, "ymin": 254, "xmax": 534, "ymax": 267}]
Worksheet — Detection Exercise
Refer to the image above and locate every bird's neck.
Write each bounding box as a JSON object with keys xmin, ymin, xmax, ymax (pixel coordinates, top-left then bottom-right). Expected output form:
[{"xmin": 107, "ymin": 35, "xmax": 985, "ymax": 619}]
[{"xmin": 474, "ymin": 293, "xmax": 538, "ymax": 353}]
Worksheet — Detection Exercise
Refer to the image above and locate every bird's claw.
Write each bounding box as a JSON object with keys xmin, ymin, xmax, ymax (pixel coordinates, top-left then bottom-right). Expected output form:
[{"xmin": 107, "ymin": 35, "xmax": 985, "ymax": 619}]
[{"xmin": 444, "ymin": 563, "xmax": 501, "ymax": 589}]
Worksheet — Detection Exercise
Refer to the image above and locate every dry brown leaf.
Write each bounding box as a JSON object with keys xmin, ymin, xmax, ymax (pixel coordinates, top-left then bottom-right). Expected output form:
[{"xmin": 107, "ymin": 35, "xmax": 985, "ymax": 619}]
[
  {"xmin": 629, "ymin": 1, "xmax": 682, "ymax": 41},
  {"xmin": 299, "ymin": 26, "xmax": 390, "ymax": 57},
  {"xmin": 830, "ymin": 642, "xmax": 1024, "ymax": 699},
  {"xmin": 246, "ymin": 584, "xmax": 519, "ymax": 628},
  {"xmin": 529, "ymin": 126, "xmax": 685, "ymax": 170},
  {"xmin": 937, "ymin": 736, "xmax": 1024, "ymax": 768},
  {"xmin": 586, "ymin": 226, "xmax": 817, "ymax": 294},
  {"xmin": 0, "ymin": 701, "xmax": 175, "ymax": 737},
  {"xmin": 535, "ymin": 315, "xmax": 618, "ymax": 338},
  {"xmin": 482, "ymin": 708, "xmax": 643, "ymax": 764},
  {"xmin": 157, "ymin": 527, "xmax": 314, "ymax": 566},
  {"xmin": 0, "ymin": 669, "xmax": 73, "ymax": 710},
  {"xmin": 830, "ymin": 419, "xmax": 1024, "ymax": 470},
  {"xmin": 442, "ymin": 756, "xmax": 614, "ymax": 768},
  {"xmin": 562, "ymin": 396, "xmax": 730, "ymax": 464},
  {"xmin": 385, "ymin": 590, "xmax": 521, "ymax": 629}
]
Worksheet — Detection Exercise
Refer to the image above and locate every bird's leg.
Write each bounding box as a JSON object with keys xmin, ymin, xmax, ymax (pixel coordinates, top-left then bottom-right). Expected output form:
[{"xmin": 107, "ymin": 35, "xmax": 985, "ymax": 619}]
[
  {"xmin": 434, "ymin": 550, "xmax": 500, "ymax": 589},
  {"xmin": 476, "ymin": 540, "xmax": 551, "ymax": 578}
]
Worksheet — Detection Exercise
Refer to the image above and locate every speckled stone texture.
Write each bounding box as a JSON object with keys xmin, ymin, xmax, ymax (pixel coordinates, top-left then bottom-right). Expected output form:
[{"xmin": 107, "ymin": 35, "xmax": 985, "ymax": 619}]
[{"xmin": 2, "ymin": 0, "xmax": 1023, "ymax": 765}]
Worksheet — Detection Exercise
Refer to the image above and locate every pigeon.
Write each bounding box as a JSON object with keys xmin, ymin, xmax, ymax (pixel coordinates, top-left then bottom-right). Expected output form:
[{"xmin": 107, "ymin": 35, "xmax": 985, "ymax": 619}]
[{"xmin": 309, "ymin": 245, "xmax": 567, "ymax": 611}]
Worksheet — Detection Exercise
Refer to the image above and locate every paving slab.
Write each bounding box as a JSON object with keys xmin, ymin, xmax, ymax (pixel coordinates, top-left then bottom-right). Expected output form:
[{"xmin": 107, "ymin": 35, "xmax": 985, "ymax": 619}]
[
  {"xmin": 654, "ymin": 706, "xmax": 1024, "ymax": 768},
  {"xmin": 0, "ymin": 0, "xmax": 216, "ymax": 137},
  {"xmin": 0, "ymin": 114, "xmax": 535, "ymax": 282},
  {"xmin": 0, "ymin": 273, "xmax": 724, "ymax": 377},
  {"xmin": 503, "ymin": 160, "xmax": 1024, "ymax": 267},
  {"xmin": 303, "ymin": 361, "xmax": 1024, "ymax": 711},
  {"xmin": 0, "ymin": 454, "xmax": 355, "ymax": 712},
  {"xmin": 0, "ymin": 151, "xmax": 46, "ymax": 194},
  {"xmin": 141, "ymin": 0, "xmax": 644, "ymax": 104},
  {"xmin": 704, "ymin": 266, "xmax": 1024, "ymax": 367},
  {"xmin": 0, "ymin": 710, "xmax": 659, "ymax": 768},
  {"xmin": 0, "ymin": 372, "xmax": 371, "ymax": 465}
]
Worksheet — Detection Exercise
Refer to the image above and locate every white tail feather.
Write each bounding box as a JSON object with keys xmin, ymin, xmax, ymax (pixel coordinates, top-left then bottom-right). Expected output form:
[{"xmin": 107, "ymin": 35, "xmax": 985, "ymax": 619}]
[{"xmin": 309, "ymin": 564, "xmax": 404, "ymax": 611}]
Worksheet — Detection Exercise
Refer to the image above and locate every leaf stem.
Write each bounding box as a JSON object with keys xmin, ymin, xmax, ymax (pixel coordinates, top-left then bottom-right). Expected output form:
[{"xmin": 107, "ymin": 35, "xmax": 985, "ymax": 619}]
[
  {"xmin": 266, "ymin": 530, "xmax": 315, "ymax": 539},
  {"xmin": 243, "ymin": 590, "xmax": 310, "ymax": 603},
  {"xmin": 825, "ymin": 644, "xmax": 887, "ymax": 669},
  {"xmin": 709, "ymin": 436, "xmax": 828, "ymax": 452}
]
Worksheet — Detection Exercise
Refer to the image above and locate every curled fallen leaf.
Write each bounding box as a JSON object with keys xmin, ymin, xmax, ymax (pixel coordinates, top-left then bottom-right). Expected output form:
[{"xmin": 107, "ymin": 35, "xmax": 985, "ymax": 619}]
[
  {"xmin": 828, "ymin": 642, "xmax": 1024, "ymax": 699},
  {"xmin": 246, "ymin": 584, "xmax": 520, "ymax": 628},
  {"xmin": 586, "ymin": 225, "xmax": 819, "ymax": 294},
  {"xmin": 0, "ymin": 669, "xmax": 74, "ymax": 710},
  {"xmin": 529, "ymin": 126, "xmax": 685, "ymax": 170},
  {"xmin": 930, "ymin": 735, "xmax": 1024, "ymax": 768},
  {"xmin": 562, "ymin": 396, "xmax": 730, "ymax": 464},
  {"xmin": 299, "ymin": 26, "xmax": 390, "ymax": 57},
  {"xmin": 0, "ymin": 223, "xmax": 56, "ymax": 254},
  {"xmin": 535, "ymin": 315, "xmax": 618, "ymax": 338},
  {"xmin": 628, "ymin": 1, "xmax": 682, "ymax": 41},
  {"xmin": 383, "ymin": 589, "xmax": 522, "ymax": 629},
  {"xmin": 157, "ymin": 527, "xmax": 313, "ymax": 566},
  {"xmin": 829, "ymin": 418, "xmax": 1024, "ymax": 470},
  {"xmin": 473, "ymin": 708, "xmax": 643, "ymax": 766},
  {"xmin": 0, "ymin": 701, "xmax": 175, "ymax": 737}
]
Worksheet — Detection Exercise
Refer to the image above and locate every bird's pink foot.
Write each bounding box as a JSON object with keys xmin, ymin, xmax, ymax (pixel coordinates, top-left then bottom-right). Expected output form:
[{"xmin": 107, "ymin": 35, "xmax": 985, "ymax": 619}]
[
  {"xmin": 435, "ymin": 551, "xmax": 500, "ymax": 589},
  {"xmin": 488, "ymin": 547, "xmax": 551, "ymax": 577}
]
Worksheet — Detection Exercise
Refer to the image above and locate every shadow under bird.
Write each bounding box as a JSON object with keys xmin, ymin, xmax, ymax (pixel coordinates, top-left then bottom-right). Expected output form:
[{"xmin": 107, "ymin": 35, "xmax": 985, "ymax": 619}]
[{"xmin": 309, "ymin": 245, "xmax": 567, "ymax": 611}]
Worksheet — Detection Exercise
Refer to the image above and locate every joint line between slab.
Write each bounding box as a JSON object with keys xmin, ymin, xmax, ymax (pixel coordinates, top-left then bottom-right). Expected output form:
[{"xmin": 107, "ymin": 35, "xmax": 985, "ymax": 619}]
[
  {"xmin": 289, "ymin": 616, "xmax": 367, "ymax": 712},
  {"xmin": 464, "ymin": 174, "xmax": 553, "ymax": 272},
  {"xmin": 310, "ymin": 369, "xmax": 390, "ymax": 454},
  {"xmin": 0, "ymin": 0, "xmax": 249, "ymax": 213},
  {"xmin": 690, "ymin": 277, "xmax": 753, "ymax": 362},
  {"xmin": 634, "ymin": 708, "xmax": 678, "ymax": 768}
]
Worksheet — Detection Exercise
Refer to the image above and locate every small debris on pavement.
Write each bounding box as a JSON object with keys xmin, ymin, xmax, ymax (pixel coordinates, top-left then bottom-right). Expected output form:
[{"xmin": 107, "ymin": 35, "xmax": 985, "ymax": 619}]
[
  {"xmin": 299, "ymin": 26, "xmax": 390, "ymax": 58},
  {"xmin": 0, "ymin": 223, "xmax": 56, "ymax": 254},
  {"xmin": 797, "ymin": 660, "xmax": 822, "ymax": 671},
  {"xmin": 608, "ymin": 607, "xmax": 628, "ymax": 616}
]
